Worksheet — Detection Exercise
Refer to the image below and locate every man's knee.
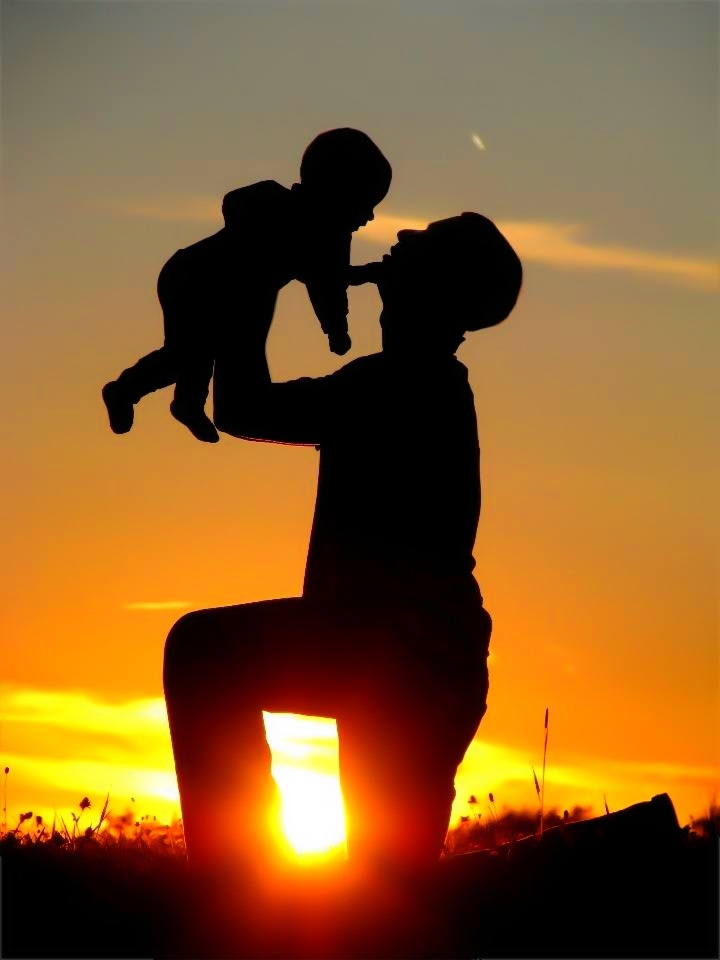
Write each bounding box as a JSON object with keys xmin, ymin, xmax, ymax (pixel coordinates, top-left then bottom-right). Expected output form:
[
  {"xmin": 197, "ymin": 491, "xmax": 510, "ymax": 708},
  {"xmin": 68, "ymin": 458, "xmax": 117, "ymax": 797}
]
[{"xmin": 164, "ymin": 610, "xmax": 208, "ymax": 689}]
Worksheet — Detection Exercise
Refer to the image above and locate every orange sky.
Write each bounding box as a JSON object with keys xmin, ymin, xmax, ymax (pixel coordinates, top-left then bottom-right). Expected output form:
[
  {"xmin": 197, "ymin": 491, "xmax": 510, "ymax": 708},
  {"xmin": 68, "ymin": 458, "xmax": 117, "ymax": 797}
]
[{"xmin": 2, "ymin": 1, "xmax": 718, "ymax": 853}]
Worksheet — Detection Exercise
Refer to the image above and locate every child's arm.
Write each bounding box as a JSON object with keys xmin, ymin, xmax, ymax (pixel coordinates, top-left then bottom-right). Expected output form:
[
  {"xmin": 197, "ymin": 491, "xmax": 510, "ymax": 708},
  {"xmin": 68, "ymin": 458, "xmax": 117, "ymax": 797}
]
[
  {"xmin": 302, "ymin": 231, "xmax": 353, "ymax": 356},
  {"xmin": 305, "ymin": 278, "xmax": 351, "ymax": 356}
]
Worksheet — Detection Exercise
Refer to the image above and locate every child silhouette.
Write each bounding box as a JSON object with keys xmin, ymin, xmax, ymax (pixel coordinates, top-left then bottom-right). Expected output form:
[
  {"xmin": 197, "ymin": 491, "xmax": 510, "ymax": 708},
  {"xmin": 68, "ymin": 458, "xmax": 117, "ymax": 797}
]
[{"xmin": 102, "ymin": 128, "xmax": 392, "ymax": 442}]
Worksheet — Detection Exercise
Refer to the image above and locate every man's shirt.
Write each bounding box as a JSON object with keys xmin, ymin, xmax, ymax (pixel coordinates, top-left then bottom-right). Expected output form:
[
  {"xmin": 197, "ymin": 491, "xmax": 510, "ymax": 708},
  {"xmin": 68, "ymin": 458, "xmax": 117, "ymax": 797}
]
[{"xmin": 215, "ymin": 351, "xmax": 482, "ymax": 614}]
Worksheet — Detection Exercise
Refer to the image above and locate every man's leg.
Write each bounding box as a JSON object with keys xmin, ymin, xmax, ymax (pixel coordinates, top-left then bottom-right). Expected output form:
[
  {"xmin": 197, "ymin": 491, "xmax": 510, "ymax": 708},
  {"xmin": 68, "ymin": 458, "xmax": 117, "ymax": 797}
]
[
  {"xmin": 164, "ymin": 597, "xmax": 490, "ymax": 873},
  {"xmin": 338, "ymin": 607, "xmax": 492, "ymax": 876},
  {"xmin": 163, "ymin": 598, "xmax": 355, "ymax": 870}
]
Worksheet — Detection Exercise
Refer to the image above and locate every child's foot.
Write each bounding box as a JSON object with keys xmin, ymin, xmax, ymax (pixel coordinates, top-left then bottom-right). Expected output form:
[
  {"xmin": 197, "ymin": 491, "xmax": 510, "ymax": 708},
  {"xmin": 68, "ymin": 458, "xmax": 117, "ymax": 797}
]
[
  {"xmin": 102, "ymin": 381, "xmax": 134, "ymax": 434},
  {"xmin": 170, "ymin": 401, "xmax": 220, "ymax": 443}
]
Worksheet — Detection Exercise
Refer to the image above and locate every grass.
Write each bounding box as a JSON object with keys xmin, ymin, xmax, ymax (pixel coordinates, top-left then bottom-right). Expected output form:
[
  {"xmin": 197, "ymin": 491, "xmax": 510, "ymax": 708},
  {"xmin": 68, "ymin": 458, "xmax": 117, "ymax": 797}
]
[
  {"xmin": 1, "ymin": 786, "xmax": 718, "ymax": 959},
  {"xmin": 444, "ymin": 799, "xmax": 593, "ymax": 857}
]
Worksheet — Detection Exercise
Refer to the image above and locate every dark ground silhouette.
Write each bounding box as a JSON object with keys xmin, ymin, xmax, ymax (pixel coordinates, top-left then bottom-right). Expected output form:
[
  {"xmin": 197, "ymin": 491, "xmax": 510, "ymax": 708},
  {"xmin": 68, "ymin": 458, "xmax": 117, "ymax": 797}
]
[{"xmin": 2, "ymin": 794, "xmax": 718, "ymax": 959}]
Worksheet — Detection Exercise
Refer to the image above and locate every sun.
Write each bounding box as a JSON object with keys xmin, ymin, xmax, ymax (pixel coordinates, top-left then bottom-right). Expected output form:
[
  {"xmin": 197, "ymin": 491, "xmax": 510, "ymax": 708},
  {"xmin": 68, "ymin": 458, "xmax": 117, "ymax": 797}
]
[
  {"xmin": 272, "ymin": 765, "xmax": 346, "ymax": 857},
  {"xmin": 262, "ymin": 712, "xmax": 347, "ymax": 858}
]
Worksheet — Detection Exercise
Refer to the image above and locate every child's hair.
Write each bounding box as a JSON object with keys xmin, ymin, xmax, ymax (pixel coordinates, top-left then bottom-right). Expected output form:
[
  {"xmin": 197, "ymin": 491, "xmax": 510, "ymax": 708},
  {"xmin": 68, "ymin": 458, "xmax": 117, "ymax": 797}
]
[
  {"xmin": 421, "ymin": 213, "xmax": 523, "ymax": 332},
  {"xmin": 300, "ymin": 128, "xmax": 392, "ymax": 205}
]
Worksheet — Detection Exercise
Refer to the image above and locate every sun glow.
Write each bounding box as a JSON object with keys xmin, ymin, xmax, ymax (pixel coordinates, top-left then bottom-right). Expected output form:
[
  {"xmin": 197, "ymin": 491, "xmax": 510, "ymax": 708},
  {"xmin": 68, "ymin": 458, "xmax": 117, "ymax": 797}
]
[
  {"xmin": 263, "ymin": 713, "xmax": 347, "ymax": 857},
  {"xmin": 4, "ymin": 689, "xmax": 718, "ymax": 855},
  {"xmin": 272, "ymin": 765, "xmax": 346, "ymax": 856}
]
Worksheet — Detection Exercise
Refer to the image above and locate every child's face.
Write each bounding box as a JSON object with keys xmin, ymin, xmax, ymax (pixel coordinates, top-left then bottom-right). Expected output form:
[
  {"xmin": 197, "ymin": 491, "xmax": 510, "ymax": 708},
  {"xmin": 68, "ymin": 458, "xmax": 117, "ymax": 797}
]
[
  {"xmin": 332, "ymin": 195, "xmax": 377, "ymax": 232},
  {"xmin": 303, "ymin": 182, "xmax": 380, "ymax": 233},
  {"xmin": 347, "ymin": 202, "xmax": 376, "ymax": 232}
]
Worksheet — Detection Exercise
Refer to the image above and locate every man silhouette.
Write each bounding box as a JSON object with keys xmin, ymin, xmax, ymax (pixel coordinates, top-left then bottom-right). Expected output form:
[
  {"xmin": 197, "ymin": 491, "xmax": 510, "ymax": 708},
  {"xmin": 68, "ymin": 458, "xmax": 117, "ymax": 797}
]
[{"xmin": 163, "ymin": 213, "xmax": 522, "ymax": 882}]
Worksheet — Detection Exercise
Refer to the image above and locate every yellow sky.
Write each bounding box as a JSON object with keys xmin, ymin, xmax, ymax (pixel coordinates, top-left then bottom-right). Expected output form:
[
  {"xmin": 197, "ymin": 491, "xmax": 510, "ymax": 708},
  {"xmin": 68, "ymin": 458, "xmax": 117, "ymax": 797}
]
[{"xmin": 4, "ymin": 686, "xmax": 717, "ymax": 855}]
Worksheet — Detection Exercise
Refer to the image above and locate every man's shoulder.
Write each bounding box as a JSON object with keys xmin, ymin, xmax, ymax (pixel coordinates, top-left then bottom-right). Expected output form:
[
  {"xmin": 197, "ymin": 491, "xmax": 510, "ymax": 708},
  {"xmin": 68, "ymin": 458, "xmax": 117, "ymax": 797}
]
[
  {"xmin": 332, "ymin": 353, "xmax": 470, "ymax": 382},
  {"xmin": 332, "ymin": 353, "xmax": 386, "ymax": 382}
]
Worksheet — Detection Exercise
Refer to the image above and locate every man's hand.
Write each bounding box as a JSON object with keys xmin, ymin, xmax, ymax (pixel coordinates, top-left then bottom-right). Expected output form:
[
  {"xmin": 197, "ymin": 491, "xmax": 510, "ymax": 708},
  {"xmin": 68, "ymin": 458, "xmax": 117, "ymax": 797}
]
[
  {"xmin": 328, "ymin": 331, "xmax": 352, "ymax": 356},
  {"xmin": 348, "ymin": 262, "xmax": 384, "ymax": 286}
]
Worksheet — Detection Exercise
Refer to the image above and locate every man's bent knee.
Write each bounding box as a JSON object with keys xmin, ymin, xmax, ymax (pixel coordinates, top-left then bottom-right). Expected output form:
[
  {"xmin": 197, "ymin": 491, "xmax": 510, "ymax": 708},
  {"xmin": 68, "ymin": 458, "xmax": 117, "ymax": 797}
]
[{"xmin": 163, "ymin": 610, "xmax": 208, "ymax": 690}]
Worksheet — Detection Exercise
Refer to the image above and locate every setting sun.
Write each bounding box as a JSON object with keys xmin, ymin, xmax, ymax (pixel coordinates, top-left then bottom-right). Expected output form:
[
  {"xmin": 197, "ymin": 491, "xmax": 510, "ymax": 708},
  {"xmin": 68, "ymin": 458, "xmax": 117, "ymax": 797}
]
[{"xmin": 263, "ymin": 713, "xmax": 347, "ymax": 857}]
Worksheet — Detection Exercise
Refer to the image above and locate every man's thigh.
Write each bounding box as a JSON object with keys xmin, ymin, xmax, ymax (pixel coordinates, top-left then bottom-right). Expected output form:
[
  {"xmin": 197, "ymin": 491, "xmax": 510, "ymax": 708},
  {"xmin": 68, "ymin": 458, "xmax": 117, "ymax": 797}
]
[
  {"xmin": 171, "ymin": 595, "xmax": 489, "ymax": 741},
  {"xmin": 170, "ymin": 597, "xmax": 387, "ymax": 718}
]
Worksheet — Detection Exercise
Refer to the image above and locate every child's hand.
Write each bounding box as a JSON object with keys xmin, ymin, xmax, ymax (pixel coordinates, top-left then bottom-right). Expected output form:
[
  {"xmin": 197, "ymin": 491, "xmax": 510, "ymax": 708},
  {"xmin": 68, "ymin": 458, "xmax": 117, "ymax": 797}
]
[{"xmin": 329, "ymin": 331, "xmax": 352, "ymax": 356}]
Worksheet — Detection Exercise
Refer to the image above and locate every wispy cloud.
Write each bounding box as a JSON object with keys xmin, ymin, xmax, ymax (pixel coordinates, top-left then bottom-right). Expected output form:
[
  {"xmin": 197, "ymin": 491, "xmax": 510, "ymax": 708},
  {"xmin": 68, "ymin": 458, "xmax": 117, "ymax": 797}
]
[
  {"xmin": 124, "ymin": 601, "xmax": 194, "ymax": 611},
  {"xmin": 2, "ymin": 687, "xmax": 170, "ymax": 737},
  {"xmin": 101, "ymin": 195, "xmax": 718, "ymax": 290},
  {"xmin": 1, "ymin": 688, "xmax": 179, "ymax": 820},
  {"xmin": 102, "ymin": 195, "xmax": 221, "ymax": 225},
  {"xmin": 361, "ymin": 214, "xmax": 719, "ymax": 291}
]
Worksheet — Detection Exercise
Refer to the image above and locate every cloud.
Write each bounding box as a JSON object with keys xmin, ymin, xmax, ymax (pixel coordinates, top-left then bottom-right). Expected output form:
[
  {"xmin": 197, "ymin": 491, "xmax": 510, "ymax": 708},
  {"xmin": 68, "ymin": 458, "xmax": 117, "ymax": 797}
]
[
  {"xmin": 0, "ymin": 689, "xmax": 342, "ymax": 818},
  {"xmin": 101, "ymin": 194, "xmax": 718, "ymax": 290},
  {"xmin": 2, "ymin": 687, "xmax": 170, "ymax": 737},
  {"xmin": 124, "ymin": 601, "xmax": 194, "ymax": 611},
  {"xmin": 102, "ymin": 195, "xmax": 221, "ymax": 225},
  {"xmin": 360, "ymin": 215, "xmax": 719, "ymax": 291}
]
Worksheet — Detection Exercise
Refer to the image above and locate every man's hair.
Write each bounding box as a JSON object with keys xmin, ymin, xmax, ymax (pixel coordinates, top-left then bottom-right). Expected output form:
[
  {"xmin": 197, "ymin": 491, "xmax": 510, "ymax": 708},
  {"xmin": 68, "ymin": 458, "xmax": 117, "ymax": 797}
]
[
  {"xmin": 300, "ymin": 128, "xmax": 392, "ymax": 204},
  {"xmin": 424, "ymin": 213, "xmax": 523, "ymax": 332}
]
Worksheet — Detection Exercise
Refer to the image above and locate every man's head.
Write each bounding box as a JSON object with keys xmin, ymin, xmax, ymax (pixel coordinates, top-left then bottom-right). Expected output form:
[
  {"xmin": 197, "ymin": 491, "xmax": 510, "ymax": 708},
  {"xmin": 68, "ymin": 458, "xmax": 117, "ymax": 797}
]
[
  {"xmin": 299, "ymin": 128, "xmax": 392, "ymax": 231},
  {"xmin": 379, "ymin": 213, "xmax": 523, "ymax": 354}
]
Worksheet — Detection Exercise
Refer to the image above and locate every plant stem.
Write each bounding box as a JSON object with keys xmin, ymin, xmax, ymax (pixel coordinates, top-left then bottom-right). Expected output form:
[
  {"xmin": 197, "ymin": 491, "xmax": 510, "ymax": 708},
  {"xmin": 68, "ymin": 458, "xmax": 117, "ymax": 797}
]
[{"xmin": 540, "ymin": 707, "xmax": 549, "ymax": 837}]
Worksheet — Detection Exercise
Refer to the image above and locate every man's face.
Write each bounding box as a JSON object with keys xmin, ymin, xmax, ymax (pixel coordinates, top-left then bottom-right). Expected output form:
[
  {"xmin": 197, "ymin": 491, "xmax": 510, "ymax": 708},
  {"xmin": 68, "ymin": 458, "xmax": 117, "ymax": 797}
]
[
  {"xmin": 380, "ymin": 218, "xmax": 465, "ymax": 300},
  {"xmin": 384, "ymin": 216, "xmax": 467, "ymax": 271},
  {"xmin": 378, "ymin": 216, "xmax": 477, "ymax": 348},
  {"xmin": 378, "ymin": 223, "xmax": 445, "ymax": 346}
]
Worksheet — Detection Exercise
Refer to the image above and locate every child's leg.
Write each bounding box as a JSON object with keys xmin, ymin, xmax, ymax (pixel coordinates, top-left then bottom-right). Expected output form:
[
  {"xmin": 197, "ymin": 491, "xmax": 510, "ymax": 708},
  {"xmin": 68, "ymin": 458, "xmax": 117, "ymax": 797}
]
[
  {"xmin": 102, "ymin": 348, "xmax": 176, "ymax": 434},
  {"xmin": 102, "ymin": 254, "xmax": 189, "ymax": 435},
  {"xmin": 169, "ymin": 352, "xmax": 219, "ymax": 444},
  {"xmin": 163, "ymin": 253, "xmax": 219, "ymax": 443}
]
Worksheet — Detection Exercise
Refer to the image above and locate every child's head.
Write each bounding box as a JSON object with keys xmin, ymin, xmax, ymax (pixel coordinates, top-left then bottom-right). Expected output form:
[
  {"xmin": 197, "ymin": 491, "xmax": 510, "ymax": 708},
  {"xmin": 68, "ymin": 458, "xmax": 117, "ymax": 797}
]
[
  {"xmin": 300, "ymin": 128, "xmax": 392, "ymax": 230},
  {"xmin": 379, "ymin": 213, "xmax": 523, "ymax": 353}
]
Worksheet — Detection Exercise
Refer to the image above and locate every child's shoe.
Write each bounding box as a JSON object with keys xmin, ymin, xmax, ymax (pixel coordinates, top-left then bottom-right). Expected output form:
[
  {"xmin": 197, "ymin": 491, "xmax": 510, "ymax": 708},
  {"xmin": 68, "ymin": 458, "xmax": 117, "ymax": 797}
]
[
  {"xmin": 170, "ymin": 400, "xmax": 220, "ymax": 444},
  {"xmin": 102, "ymin": 380, "xmax": 135, "ymax": 434}
]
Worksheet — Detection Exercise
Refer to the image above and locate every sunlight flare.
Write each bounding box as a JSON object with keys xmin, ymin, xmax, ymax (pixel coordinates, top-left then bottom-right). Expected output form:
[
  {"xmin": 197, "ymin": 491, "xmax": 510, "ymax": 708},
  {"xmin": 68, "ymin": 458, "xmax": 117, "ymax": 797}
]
[
  {"xmin": 263, "ymin": 712, "xmax": 346, "ymax": 856},
  {"xmin": 272, "ymin": 765, "xmax": 346, "ymax": 856}
]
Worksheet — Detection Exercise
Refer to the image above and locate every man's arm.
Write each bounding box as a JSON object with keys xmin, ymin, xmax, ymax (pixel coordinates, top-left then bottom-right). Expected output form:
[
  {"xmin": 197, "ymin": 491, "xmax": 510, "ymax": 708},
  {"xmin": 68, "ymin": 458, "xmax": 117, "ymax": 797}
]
[
  {"xmin": 212, "ymin": 350, "xmax": 336, "ymax": 446},
  {"xmin": 348, "ymin": 261, "xmax": 384, "ymax": 286}
]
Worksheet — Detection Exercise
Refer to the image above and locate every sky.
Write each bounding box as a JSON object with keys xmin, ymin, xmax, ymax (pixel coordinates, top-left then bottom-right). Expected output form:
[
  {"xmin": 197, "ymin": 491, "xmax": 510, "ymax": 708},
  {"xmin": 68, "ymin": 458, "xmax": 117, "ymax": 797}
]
[{"xmin": 2, "ymin": 0, "xmax": 718, "ymax": 853}]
